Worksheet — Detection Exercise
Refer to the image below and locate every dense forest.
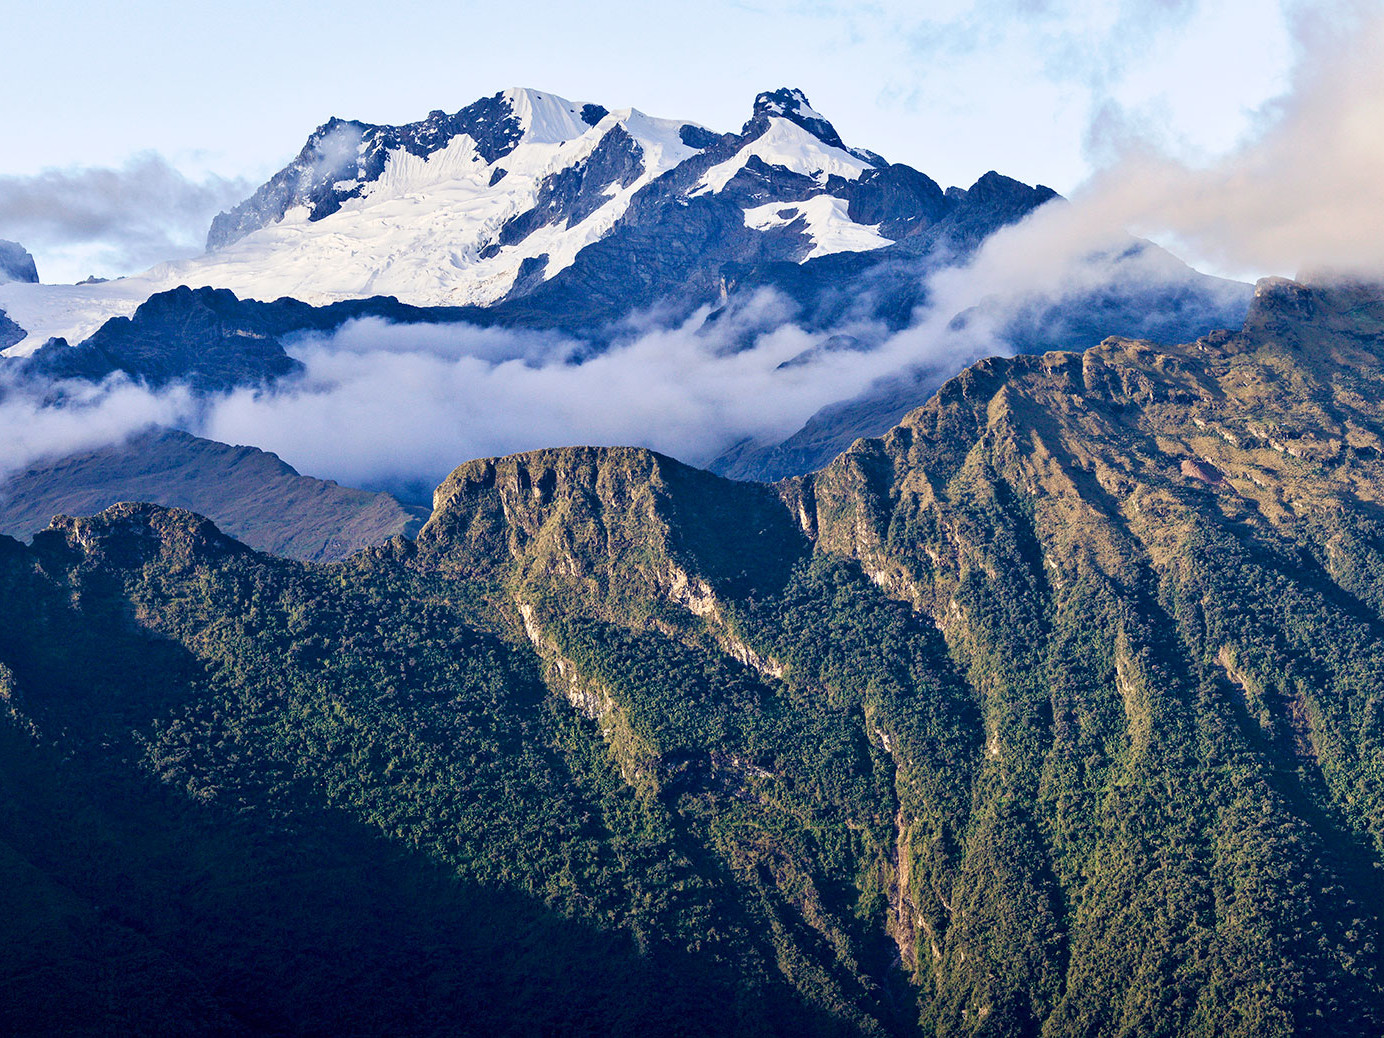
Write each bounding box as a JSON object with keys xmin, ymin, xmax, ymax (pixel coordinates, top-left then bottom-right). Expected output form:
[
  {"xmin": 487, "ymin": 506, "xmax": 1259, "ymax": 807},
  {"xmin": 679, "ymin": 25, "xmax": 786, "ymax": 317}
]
[{"xmin": 3, "ymin": 277, "xmax": 1384, "ymax": 1035}]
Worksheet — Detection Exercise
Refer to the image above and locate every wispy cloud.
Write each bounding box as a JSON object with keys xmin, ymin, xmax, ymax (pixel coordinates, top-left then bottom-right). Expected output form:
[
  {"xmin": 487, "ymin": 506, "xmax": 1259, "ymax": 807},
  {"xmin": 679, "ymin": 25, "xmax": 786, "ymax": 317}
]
[
  {"xmin": 1074, "ymin": 2, "xmax": 1384, "ymax": 278},
  {"xmin": 0, "ymin": 373, "xmax": 194, "ymax": 485},
  {"xmin": 0, "ymin": 154, "xmax": 251, "ymax": 282},
  {"xmin": 904, "ymin": 0, "xmax": 1203, "ymax": 93}
]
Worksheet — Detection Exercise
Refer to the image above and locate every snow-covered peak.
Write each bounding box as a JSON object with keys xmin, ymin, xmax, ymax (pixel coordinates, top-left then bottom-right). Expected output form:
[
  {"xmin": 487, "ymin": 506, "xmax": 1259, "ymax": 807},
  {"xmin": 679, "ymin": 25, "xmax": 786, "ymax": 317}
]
[
  {"xmin": 694, "ymin": 116, "xmax": 874, "ymax": 195},
  {"xmin": 748, "ymin": 88, "xmax": 853, "ymax": 154},
  {"xmin": 2, "ymin": 93, "xmax": 714, "ymax": 339},
  {"xmin": 3, "ymin": 85, "xmax": 1055, "ymax": 351},
  {"xmin": 602, "ymin": 108, "xmax": 704, "ymax": 170},
  {"xmin": 499, "ymin": 88, "xmax": 592, "ymax": 145}
]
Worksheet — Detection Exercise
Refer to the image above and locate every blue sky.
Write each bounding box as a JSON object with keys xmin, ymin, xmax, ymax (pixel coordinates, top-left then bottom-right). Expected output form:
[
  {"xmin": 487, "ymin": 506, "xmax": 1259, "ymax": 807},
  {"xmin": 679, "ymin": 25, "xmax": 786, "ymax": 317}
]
[
  {"xmin": 3, "ymin": 0, "xmax": 1377, "ymax": 282},
  {"xmin": 8, "ymin": 0, "xmax": 1296, "ymax": 188}
]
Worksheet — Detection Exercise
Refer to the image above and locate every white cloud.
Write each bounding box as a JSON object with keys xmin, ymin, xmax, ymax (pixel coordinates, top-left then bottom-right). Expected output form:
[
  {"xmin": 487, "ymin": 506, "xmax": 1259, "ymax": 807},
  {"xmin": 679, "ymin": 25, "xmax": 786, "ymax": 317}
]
[
  {"xmin": 0, "ymin": 191, "xmax": 1245, "ymax": 499},
  {"xmin": 1076, "ymin": 3, "xmax": 1384, "ymax": 279},
  {"xmin": 188, "ymin": 216, "xmax": 1234, "ymax": 490},
  {"xmin": 0, "ymin": 374, "xmax": 194, "ymax": 483},
  {"xmin": 0, "ymin": 154, "xmax": 252, "ymax": 283}
]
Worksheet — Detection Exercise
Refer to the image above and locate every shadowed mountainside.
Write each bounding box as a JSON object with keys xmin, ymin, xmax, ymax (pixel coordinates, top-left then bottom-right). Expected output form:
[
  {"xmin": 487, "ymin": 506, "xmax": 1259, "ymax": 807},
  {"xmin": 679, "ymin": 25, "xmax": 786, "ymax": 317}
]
[{"xmin": 0, "ymin": 428, "xmax": 425, "ymax": 561}]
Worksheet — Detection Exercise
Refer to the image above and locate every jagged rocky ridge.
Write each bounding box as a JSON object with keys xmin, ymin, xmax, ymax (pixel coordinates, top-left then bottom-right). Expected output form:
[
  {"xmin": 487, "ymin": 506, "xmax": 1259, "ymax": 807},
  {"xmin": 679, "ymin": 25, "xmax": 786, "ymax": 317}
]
[
  {"xmin": 712, "ymin": 250, "xmax": 1254, "ymax": 481},
  {"xmin": 2, "ymin": 277, "xmax": 1383, "ymax": 1034}
]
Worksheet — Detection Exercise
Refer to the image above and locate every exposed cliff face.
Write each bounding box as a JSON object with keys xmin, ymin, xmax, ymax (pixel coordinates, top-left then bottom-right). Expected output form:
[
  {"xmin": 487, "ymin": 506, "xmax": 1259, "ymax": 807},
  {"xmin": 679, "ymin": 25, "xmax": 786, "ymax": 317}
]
[
  {"xmin": 0, "ymin": 240, "xmax": 38, "ymax": 284},
  {"xmin": 2, "ymin": 279, "xmax": 1384, "ymax": 1035}
]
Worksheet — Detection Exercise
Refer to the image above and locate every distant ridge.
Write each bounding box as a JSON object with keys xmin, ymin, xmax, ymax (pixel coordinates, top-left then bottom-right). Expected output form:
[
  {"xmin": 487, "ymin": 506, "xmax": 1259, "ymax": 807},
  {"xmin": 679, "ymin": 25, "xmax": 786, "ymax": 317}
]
[{"xmin": 0, "ymin": 428, "xmax": 425, "ymax": 560}]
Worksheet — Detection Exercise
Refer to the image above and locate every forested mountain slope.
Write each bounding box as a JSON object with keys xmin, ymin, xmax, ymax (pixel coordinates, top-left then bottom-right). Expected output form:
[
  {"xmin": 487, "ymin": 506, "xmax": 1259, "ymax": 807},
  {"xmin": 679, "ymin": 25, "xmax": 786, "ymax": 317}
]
[{"xmin": 1, "ymin": 277, "xmax": 1382, "ymax": 1035}]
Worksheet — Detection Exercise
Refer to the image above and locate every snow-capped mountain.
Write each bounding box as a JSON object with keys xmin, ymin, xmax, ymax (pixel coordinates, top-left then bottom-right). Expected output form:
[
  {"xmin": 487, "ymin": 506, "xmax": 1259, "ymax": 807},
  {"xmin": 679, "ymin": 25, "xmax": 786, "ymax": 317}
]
[
  {"xmin": 2, "ymin": 84, "xmax": 941, "ymax": 350},
  {"xmin": 0, "ymin": 86, "xmax": 1059, "ymax": 351},
  {"xmin": 1, "ymin": 82, "xmax": 1247, "ymax": 425},
  {"xmin": 186, "ymin": 85, "xmax": 962, "ymax": 311},
  {"xmin": 191, "ymin": 84, "xmax": 1060, "ymax": 328},
  {"xmin": 195, "ymin": 88, "xmax": 707, "ymax": 307},
  {"xmin": 0, "ymin": 84, "xmax": 1255, "ymax": 496}
]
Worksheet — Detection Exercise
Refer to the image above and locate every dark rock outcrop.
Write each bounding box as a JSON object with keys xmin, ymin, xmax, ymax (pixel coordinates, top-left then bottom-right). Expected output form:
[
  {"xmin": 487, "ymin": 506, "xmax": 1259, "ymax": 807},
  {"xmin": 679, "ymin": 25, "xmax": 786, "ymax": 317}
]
[
  {"xmin": 0, "ymin": 309, "xmax": 25, "ymax": 351},
  {"xmin": 0, "ymin": 240, "xmax": 38, "ymax": 284}
]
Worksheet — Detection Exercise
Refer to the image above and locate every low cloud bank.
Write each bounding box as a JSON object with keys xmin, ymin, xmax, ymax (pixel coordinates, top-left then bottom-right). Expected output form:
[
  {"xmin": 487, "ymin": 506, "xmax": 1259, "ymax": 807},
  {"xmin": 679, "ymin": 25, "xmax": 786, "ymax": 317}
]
[
  {"xmin": 0, "ymin": 374, "xmax": 194, "ymax": 485},
  {"xmin": 0, "ymin": 218, "xmax": 1238, "ymax": 495},
  {"xmin": 201, "ymin": 216, "xmax": 1238, "ymax": 491}
]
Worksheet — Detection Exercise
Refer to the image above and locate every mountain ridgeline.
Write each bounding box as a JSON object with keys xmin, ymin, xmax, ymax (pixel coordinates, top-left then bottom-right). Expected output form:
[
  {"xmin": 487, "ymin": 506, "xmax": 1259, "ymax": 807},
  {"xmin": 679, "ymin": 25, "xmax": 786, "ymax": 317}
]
[
  {"xmin": 4, "ymin": 87, "xmax": 1247, "ymax": 382},
  {"xmin": 164, "ymin": 85, "xmax": 1073, "ymax": 330},
  {"xmin": 0, "ymin": 429, "xmax": 426, "ymax": 560},
  {"xmin": 8, "ymin": 86, "xmax": 1074, "ymax": 360},
  {"xmin": 0, "ymin": 86, "xmax": 1251, "ymax": 508},
  {"xmin": 182, "ymin": 83, "xmax": 1242, "ymax": 353},
  {"xmin": 2, "ymin": 277, "xmax": 1383, "ymax": 1034}
]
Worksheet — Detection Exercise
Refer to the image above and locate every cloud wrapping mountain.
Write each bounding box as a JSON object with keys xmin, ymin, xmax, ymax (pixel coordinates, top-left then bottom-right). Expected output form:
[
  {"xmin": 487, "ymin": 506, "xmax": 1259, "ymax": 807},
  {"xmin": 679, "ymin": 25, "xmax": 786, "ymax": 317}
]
[
  {"xmin": 8, "ymin": 65, "xmax": 1331, "ymax": 493},
  {"xmin": 0, "ymin": 372, "xmax": 192, "ymax": 484},
  {"xmin": 0, "ymin": 212, "xmax": 1247, "ymax": 494}
]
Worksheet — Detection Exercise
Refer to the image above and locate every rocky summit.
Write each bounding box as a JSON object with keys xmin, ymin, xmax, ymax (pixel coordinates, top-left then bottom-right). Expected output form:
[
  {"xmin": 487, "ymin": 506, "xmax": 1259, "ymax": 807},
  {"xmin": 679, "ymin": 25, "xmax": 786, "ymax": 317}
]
[
  {"xmin": 3, "ymin": 277, "xmax": 1384, "ymax": 1035},
  {"xmin": 187, "ymin": 85, "xmax": 1062, "ymax": 318}
]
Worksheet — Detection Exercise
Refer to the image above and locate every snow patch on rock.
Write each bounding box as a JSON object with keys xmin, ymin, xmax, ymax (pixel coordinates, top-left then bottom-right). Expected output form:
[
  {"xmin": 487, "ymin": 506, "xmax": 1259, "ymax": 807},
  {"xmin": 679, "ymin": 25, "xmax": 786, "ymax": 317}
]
[
  {"xmin": 693, "ymin": 118, "xmax": 874, "ymax": 195},
  {"xmin": 743, "ymin": 196, "xmax": 893, "ymax": 260}
]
